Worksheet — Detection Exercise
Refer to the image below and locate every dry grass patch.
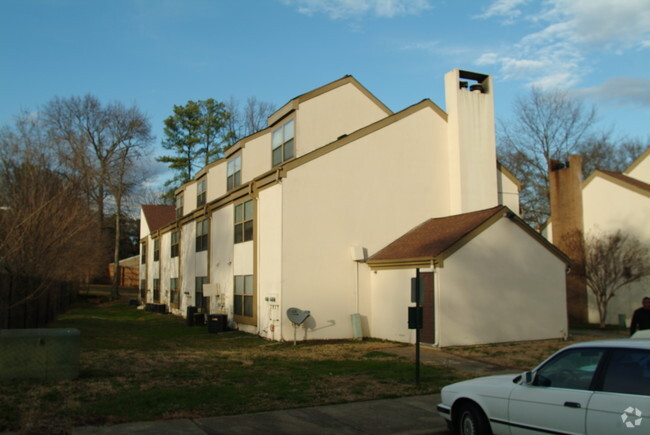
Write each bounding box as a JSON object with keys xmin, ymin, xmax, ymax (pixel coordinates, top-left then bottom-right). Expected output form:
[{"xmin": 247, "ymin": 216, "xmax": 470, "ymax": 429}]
[
  {"xmin": 0, "ymin": 301, "xmax": 461, "ymax": 433},
  {"xmin": 443, "ymin": 330, "xmax": 628, "ymax": 371}
]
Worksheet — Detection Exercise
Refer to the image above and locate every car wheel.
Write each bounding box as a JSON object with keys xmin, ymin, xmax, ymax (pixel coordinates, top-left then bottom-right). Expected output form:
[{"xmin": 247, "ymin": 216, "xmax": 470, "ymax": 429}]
[{"xmin": 456, "ymin": 403, "xmax": 491, "ymax": 435}]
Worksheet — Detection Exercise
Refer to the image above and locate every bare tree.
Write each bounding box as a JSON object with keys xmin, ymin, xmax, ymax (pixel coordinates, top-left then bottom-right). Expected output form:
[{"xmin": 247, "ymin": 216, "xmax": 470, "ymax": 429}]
[
  {"xmin": 42, "ymin": 96, "xmax": 153, "ymax": 293},
  {"xmin": 242, "ymin": 96, "xmax": 275, "ymax": 136},
  {"xmin": 221, "ymin": 96, "xmax": 275, "ymax": 147},
  {"xmin": 581, "ymin": 230, "xmax": 650, "ymax": 328},
  {"xmin": 498, "ymin": 87, "xmax": 597, "ymax": 229},
  {"xmin": 0, "ymin": 128, "xmax": 104, "ymax": 307},
  {"xmin": 578, "ymin": 133, "xmax": 648, "ymax": 178}
]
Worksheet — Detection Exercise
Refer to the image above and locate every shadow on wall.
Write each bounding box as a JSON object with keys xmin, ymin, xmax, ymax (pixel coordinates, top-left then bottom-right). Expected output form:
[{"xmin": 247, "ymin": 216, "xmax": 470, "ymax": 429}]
[{"xmin": 296, "ymin": 317, "xmax": 336, "ymax": 340}]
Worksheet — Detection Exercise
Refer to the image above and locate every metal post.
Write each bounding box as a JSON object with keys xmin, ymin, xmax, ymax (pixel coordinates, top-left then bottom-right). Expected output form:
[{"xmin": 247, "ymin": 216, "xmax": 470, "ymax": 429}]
[{"xmin": 415, "ymin": 268, "xmax": 420, "ymax": 386}]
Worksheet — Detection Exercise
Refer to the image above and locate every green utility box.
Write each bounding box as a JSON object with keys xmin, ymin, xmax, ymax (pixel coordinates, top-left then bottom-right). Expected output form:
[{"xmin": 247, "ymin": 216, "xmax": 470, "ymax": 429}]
[{"xmin": 0, "ymin": 328, "xmax": 80, "ymax": 381}]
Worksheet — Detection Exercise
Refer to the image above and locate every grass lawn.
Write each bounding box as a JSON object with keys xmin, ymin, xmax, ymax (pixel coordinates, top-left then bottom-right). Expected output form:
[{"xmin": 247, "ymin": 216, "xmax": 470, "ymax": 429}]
[
  {"xmin": 443, "ymin": 328, "xmax": 629, "ymax": 371},
  {"xmin": 0, "ymin": 299, "xmax": 463, "ymax": 433}
]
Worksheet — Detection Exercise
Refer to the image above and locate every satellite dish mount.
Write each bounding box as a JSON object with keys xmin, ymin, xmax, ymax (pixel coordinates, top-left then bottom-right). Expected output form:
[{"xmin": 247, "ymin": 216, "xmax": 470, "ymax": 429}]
[{"xmin": 286, "ymin": 307, "xmax": 310, "ymax": 345}]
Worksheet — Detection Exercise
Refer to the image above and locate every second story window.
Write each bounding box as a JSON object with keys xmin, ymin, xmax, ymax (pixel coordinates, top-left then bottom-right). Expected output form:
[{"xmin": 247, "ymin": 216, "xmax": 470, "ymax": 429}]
[
  {"xmin": 141, "ymin": 242, "xmax": 147, "ymax": 264},
  {"xmin": 272, "ymin": 119, "xmax": 294, "ymax": 166},
  {"xmin": 227, "ymin": 155, "xmax": 241, "ymax": 191},
  {"xmin": 153, "ymin": 238, "xmax": 160, "ymax": 262},
  {"xmin": 196, "ymin": 218, "xmax": 209, "ymax": 252},
  {"xmin": 176, "ymin": 194, "xmax": 184, "ymax": 218},
  {"xmin": 234, "ymin": 200, "xmax": 253, "ymax": 243},
  {"xmin": 197, "ymin": 178, "xmax": 207, "ymax": 207},
  {"xmin": 170, "ymin": 231, "xmax": 179, "ymax": 258}
]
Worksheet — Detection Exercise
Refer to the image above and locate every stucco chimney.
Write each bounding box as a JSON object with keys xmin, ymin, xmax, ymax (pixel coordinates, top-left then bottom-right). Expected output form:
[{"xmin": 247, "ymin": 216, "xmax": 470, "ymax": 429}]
[
  {"xmin": 444, "ymin": 69, "xmax": 498, "ymax": 215},
  {"xmin": 549, "ymin": 154, "xmax": 588, "ymax": 324}
]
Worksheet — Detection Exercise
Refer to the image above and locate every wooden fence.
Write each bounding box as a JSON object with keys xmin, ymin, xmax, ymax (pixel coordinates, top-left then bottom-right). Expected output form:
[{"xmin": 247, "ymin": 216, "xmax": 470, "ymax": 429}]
[{"xmin": 0, "ymin": 274, "xmax": 78, "ymax": 329}]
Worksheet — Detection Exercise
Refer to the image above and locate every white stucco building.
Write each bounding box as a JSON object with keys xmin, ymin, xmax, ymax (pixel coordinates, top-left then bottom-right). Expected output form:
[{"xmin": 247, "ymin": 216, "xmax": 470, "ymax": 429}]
[
  {"xmin": 583, "ymin": 150, "xmax": 650, "ymax": 325},
  {"xmin": 140, "ymin": 69, "xmax": 569, "ymax": 346},
  {"xmin": 544, "ymin": 149, "xmax": 650, "ymax": 326}
]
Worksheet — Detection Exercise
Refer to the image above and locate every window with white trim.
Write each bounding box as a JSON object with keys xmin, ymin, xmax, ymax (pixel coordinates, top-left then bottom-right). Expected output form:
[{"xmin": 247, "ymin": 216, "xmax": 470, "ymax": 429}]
[
  {"xmin": 227, "ymin": 155, "xmax": 241, "ymax": 191},
  {"xmin": 196, "ymin": 218, "xmax": 209, "ymax": 252},
  {"xmin": 153, "ymin": 238, "xmax": 160, "ymax": 262},
  {"xmin": 170, "ymin": 278, "xmax": 180, "ymax": 308},
  {"xmin": 234, "ymin": 200, "xmax": 253, "ymax": 243},
  {"xmin": 176, "ymin": 194, "xmax": 184, "ymax": 218},
  {"xmin": 170, "ymin": 231, "xmax": 179, "ymax": 257},
  {"xmin": 197, "ymin": 178, "xmax": 207, "ymax": 207},
  {"xmin": 195, "ymin": 276, "xmax": 208, "ymax": 310},
  {"xmin": 234, "ymin": 275, "xmax": 253, "ymax": 318},
  {"xmin": 272, "ymin": 119, "xmax": 294, "ymax": 166}
]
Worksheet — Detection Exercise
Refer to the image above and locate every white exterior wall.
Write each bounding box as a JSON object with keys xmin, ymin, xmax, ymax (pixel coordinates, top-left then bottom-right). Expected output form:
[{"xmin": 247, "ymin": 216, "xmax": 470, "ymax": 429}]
[
  {"xmin": 369, "ymin": 268, "xmax": 416, "ymax": 343},
  {"xmin": 160, "ymin": 232, "xmax": 171, "ymax": 306},
  {"xmin": 626, "ymin": 150, "xmax": 650, "ymax": 183},
  {"xmin": 210, "ymin": 205, "xmax": 234, "ymax": 320},
  {"xmin": 437, "ymin": 218, "xmax": 568, "ymax": 347},
  {"xmin": 206, "ymin": 160, "xmax": 227, "ymax": 203},
  {"xmin": 497, "ymin": 169, "xmax": 520, "ymax": 214},
  {"xmin": 257, "ymin": 185, "xmax": 283, "ymax": 340},
  {"xmin": 180, "ymin": 222, "xmax": 195, "ymax": 313},
  {"xmin": 184, "ymin": 182, "xmax": 197, "ymax": 215},
  {"xmin": 583, "ymin": 175, "xmax": 650, "ymax": 325},
  {"xmin": 584, "ymin": 176, "xmax": 650, "ymax": 241},
  {"xmin": 445, "ymin": 70, "xmax": 498, "ymax": 215},
  {"xmin": 297, "ymin": 83, "xmax": 389, "ymax": 156},
  {"xmin": 242, "ymin": 134, "xmax": 271, "ymax": 185},
  {"xmin": 139, "ymin": 209, "xmax": 149, "ymax": 291},
  {"xmin": 280, "ymin": 106, "xmax": 451, "ymax": 341}
]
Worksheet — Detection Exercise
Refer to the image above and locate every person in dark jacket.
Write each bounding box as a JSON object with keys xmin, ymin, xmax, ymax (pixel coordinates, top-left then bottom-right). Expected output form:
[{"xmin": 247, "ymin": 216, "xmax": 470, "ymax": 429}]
[{"xmin": 630, "ymin": 297, "xmax": 650, "ymax": 335}]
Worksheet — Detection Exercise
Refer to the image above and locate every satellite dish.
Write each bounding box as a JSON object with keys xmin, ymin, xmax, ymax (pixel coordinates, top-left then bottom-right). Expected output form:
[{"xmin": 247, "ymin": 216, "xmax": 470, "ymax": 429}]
[{"xmin": 287, "ymin": 307, "xmax": 310, "ymax": 326}]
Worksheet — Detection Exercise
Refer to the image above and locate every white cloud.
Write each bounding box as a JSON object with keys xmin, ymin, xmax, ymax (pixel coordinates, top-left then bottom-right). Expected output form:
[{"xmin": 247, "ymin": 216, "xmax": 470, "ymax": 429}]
[
  {"xmin": 474, "ymin": 0, "xmax": 528, "ymax": 24},
  {"xmin": 572, "ymin": 77, "xmax": 650, "ymax": 108},
  {"xmin": 475, "ymin": 0, "xmax": 650, "ymax": 89},
  {"xmin": 555, "ymin": 0, "xmax": 650, "ymax": 50},
  {"xmin": 282, "ymin": 0, "xmax": 432, "ymax": 19}
]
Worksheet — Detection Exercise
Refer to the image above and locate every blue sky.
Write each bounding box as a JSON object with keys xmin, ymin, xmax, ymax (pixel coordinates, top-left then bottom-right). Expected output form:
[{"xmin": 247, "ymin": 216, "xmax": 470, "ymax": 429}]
[{"xmin": 1, "ymin": 0, "xmax": 649, "ymax": 187}]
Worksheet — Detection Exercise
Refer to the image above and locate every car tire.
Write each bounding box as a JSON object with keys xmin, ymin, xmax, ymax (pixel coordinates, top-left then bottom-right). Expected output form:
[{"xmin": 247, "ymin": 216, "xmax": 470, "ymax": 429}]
[{"xmin": 456, "ymin": 403, "xmax": 491, "ymax": 435}]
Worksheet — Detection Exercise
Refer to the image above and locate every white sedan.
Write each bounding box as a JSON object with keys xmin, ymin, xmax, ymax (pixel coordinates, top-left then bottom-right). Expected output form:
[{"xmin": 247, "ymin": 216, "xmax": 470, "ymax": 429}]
[{"xmin": 437, "ymin": 338, "xmax": 650, "ymax": 435}]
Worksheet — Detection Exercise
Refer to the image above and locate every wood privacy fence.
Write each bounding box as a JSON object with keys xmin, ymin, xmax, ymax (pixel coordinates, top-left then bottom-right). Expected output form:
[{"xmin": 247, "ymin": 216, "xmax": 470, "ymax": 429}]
[{"xmin": 0, "ymin": 274, "xmax": 78, "ymax": 329}]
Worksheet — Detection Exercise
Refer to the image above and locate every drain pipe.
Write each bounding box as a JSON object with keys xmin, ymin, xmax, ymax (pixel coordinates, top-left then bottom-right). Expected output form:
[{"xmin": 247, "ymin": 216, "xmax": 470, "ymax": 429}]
[{"xmin": 433, "ymin": 263, "xmax": 440, "ymax": 347}]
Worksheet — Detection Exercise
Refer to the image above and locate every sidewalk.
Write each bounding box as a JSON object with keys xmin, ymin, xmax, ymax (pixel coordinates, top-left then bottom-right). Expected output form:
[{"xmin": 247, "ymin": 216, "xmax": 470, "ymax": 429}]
[{"xmin": 72, "ymin": 394, "xmax": 451, "ymax": 435}]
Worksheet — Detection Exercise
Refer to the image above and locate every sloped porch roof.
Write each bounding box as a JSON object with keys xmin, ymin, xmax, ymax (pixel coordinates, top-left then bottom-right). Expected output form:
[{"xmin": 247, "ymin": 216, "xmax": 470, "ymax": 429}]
[{"xmin": 367, "ymin": 205, "xmax": 569, "ymax": 270}]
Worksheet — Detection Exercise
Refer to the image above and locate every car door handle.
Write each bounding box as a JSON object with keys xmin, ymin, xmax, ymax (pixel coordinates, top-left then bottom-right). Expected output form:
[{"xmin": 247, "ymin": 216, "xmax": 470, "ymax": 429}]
[{"xmin": 564, "ymin": 402, "xmax": 581, "ymax": 408}]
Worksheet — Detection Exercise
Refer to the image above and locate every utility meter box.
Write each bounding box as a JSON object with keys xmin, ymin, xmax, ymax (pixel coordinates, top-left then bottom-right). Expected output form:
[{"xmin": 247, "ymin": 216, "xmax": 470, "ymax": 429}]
[{"xmin": 0, "ymin": 328, "xmax": 80, "ymax": 381}]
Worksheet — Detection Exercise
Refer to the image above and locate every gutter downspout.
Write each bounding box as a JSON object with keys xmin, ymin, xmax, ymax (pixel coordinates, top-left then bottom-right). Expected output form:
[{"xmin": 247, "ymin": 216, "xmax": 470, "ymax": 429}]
[{"xmin": 433, "ymin": 262, "xmax": 440, "ymax": 347}]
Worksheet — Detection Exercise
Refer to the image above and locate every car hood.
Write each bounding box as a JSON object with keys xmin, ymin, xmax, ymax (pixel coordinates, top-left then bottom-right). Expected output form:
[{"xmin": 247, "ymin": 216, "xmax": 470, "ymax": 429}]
[{"xmin": 443, "ymin": 374, "xmax": 520, "ymax": 391}]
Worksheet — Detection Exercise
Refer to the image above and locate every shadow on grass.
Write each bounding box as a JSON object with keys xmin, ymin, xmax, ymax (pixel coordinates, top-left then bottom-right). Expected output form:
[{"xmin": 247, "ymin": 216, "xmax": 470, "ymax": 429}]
[{"xmin": 0, "ymin": 301, "xmax": 463, "ymax": 433}]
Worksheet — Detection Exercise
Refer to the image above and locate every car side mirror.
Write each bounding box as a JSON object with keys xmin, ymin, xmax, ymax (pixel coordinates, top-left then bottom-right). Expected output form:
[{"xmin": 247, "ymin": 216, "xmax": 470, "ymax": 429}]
[{"xmin": 523, "ymin": 371, "xmax": 534, "ymax": 385}]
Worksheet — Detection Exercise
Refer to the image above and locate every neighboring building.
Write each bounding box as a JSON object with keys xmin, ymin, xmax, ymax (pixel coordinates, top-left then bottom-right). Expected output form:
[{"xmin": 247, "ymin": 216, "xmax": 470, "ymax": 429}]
[
  {"xmin": 140, "ymin": 69, "xmax": 570, "ymax": 346},
  {"xmin": 545, "ymin": 148, "xmax": 650, "ymax": 326},
  {"xmin": 139, "ymin": 205, "xmax": 177, "ymax": 304},
  {"xmin": 108, "ymin": 255, "xmax": 140, "ymax": 288}
]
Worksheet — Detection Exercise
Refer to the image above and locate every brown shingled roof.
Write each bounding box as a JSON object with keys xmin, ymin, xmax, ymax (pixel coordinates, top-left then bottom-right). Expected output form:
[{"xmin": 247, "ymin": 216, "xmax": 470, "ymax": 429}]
[
  {"xmin": 142, "ymin": 204, "xmax": 176, "ymax": 233},
  {"xmin": 368, "ymin": 206, "xmax": 506, "ymax": 269}
]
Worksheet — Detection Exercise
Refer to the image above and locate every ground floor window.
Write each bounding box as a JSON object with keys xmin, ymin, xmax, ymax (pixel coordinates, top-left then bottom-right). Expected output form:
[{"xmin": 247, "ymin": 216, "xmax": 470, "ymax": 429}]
[
  {"xmin": 170, "ymin": 278, "xmax": 180, "ymax": 308},
  {"xmin": 234, "ymin": 275, "xmax": 253, "ymax": 318},
  {"xmin": 195, "ymin": 276, "xmax": 208, "ymax": 311},
  {"xmin": 140, "ymin": 279, "xmax": 146, "ymax": 299},
  {"xmin": 153, "ymin": 278, "xmax": 160, "ymax": 302}
]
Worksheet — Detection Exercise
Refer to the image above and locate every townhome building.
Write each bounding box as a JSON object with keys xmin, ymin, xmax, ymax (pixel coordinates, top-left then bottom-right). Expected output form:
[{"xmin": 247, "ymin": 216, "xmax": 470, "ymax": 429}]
[
  {"xmin": 140, "ymin": 69, "xmax": 570, "ymax": 346},
  {"xmin": 545, "ymin": 148, "xmax": 650, "ymax": 326}
]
